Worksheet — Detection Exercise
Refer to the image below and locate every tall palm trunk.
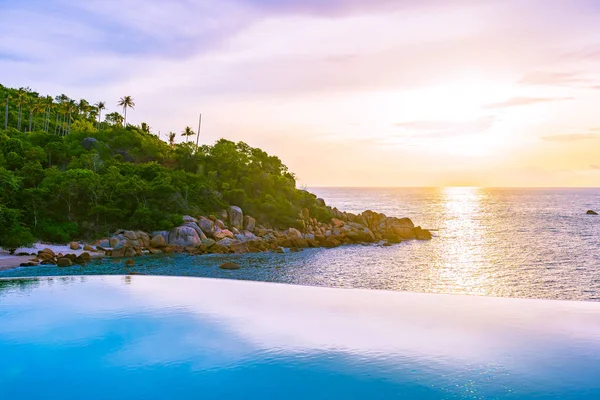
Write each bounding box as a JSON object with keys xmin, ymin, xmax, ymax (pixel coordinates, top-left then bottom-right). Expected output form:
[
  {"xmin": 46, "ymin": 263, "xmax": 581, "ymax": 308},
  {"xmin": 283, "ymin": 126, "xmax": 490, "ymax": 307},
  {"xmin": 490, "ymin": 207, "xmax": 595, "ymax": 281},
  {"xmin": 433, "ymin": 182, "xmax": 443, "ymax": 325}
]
[
  {"xmin": 28, "ymin": 110, "xmax": 33, "ymax": 132},
  {"xmin": 54, "ymin": 112, "xmax": 59, "ymax": 134},
  {"xmin": 97, "ymin": 109, "xmax": 102, "ymax": 130},
  {"xmin": 123, "ymin": 107, "xmax": 127, "ymax": 125}
]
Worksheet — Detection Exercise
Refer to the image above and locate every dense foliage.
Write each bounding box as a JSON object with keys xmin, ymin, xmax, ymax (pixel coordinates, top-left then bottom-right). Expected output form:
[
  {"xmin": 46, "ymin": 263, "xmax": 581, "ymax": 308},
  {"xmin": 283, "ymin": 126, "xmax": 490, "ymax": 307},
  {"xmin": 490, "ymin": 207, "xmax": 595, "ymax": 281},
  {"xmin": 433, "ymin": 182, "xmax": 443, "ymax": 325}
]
[{"xmin": 0, "ymin": 84, "xmax": 330, "ymax": 251}]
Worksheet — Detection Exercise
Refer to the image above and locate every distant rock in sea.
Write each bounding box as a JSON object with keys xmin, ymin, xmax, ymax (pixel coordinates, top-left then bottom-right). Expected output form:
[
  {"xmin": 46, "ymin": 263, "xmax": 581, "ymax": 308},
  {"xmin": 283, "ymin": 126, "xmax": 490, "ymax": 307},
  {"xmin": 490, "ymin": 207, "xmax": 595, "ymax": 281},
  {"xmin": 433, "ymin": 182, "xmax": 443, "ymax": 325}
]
[{"xmin": 586, "ymin": 210, "xmax": 598, "ymax": 215}]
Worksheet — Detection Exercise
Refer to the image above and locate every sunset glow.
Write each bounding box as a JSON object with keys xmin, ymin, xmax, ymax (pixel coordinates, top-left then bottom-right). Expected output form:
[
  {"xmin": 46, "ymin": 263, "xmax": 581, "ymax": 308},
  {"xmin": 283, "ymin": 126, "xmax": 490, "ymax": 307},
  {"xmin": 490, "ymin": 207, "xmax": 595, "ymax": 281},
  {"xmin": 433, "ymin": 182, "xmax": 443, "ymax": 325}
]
[{"xmin": 2, "ymin": 0, "xmax": 600, "ymax": 186}]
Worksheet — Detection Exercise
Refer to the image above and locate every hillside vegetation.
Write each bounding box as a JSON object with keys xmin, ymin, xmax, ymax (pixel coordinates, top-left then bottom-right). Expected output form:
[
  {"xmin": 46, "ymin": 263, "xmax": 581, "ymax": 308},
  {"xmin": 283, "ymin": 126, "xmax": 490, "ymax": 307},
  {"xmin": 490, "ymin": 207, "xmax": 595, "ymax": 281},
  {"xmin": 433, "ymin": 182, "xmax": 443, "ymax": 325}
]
[{"xmin": 0, "ymin": 84, "xmax": 330, "ymax": 251}]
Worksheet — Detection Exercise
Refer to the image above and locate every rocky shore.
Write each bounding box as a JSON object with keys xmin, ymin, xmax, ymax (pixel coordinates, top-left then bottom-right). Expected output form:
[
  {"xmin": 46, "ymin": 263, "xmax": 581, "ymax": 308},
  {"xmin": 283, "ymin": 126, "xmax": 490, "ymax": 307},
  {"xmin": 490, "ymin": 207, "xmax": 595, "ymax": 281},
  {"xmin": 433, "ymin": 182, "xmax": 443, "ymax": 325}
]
[
  {"xmin": 3, "ymin": 202, "xmax": 432, "ymax": 269},
  {"xmin": 98, "ymin": 203, "xmax": 432, "ymax": 258}
]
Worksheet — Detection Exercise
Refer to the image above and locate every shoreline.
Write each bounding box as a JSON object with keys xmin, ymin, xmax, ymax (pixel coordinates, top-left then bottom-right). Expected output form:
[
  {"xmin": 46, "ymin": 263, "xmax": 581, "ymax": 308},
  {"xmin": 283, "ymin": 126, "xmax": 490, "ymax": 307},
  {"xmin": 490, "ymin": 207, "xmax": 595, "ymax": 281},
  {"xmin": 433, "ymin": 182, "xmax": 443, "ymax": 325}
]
[{"xmin": 0, "ymin": 205, "xmax": 433, "ymax": 273}]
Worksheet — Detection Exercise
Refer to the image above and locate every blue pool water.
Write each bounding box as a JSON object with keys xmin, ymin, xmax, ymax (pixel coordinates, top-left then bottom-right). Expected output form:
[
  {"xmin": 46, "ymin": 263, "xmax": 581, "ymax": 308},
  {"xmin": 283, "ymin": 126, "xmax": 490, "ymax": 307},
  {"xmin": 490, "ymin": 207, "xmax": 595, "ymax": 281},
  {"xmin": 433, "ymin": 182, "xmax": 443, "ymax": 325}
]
[{"xmin": 1, "ymin": 276, "xmax": 599, "ymax": 399}]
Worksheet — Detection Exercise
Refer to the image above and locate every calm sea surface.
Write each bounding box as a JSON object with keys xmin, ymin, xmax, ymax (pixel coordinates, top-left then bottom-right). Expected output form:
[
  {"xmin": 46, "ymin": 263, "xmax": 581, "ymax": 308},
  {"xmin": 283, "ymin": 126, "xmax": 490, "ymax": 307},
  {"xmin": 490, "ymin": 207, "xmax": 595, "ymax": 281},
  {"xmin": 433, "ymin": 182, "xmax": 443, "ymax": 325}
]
[{"xmin": 2, "ymin": 187, "xmax": 600, "ymax": 301}]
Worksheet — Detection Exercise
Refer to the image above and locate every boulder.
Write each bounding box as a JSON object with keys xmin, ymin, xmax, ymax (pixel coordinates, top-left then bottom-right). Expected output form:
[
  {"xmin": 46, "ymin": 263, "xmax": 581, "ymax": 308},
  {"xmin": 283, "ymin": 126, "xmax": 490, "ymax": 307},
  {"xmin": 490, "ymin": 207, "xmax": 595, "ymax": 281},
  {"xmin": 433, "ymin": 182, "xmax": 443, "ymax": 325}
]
[
  {"xmin": 228, "ymin": 206, "xmax": 244, "ymax": 229},
  {"xmin": 414, "ymin": 227, "xmax": 433, "ymax": 240},
  {"xmin": 123, "ymin": 230, "xmax": 139, "ymax": 241},
  {"xmin": 83, "ymin": 244, "xmax": 96, "ymax": 252},
  {"xmin": 183, "ymin": 222, "xmax": 208, "ymax": 241},
  {"xmin": 96, "ymin": 238, "xmax": 111, "ymax": 248},
  {"xmin": 124, "ymin": 247, "xmax": 138, "ymax": 258},
  {"xmin": 168, "ymin": 226, "xmax": 202, "ymax": 248},
  {"xmin": 182, "ymin": 215, "xmax": 198, "ymax": 223},
  {"xmin": 69, "ymin": 242, "xmax": 81, "ymax": 250},
  {"xmin": 57, "ymin": 257, "xmax": 72, "ymax": 267},
  {"xmin": 218, "ymin": 210, "xmax": 228, "ymax": 221},
  {"xmin": 136, "ymin": 231, "xmax": 151, "ymax": 248},
  {"xmin": 150, "ymin": 234, "xmax": 167, "ymax": 248},
  {"xmin": 201, "ymin": 238, "xmax": 216, "ymax": 248},
  {"xmin": 219, "ymin": 262, "xmax": 241, "ymax": 270},
  {"xmin": 243, "ymin": 216, "xmax": 256, "ymax": 232},
  {"xmin": 80, "ymin": 252, "xmax": 93, "ymax": 262},
  {"xmin": 384, "ymin": 233, "xmax": 402, "ymax": 244},
  {"xmin": 81, "ymin": 137, "xmax": 99, "ymax": 151},
  {"xmin": 587, "ymin": 210, "xmax": 598, "ymax": 215},
  {"xmin": 124, "ymin": 259, "xmax": 136, "ymax": 266},
  {"xmin": 213, "ymin": 228, "xmax": 234, "ymax": 241},
  {"xmin": 286, "ymin": 228, "xmax": 303, "ymax": 239},
  {"xmin": 323, "ymin": 238, "xmax": 341, "ymax": 248},
  {"xmin": 198, "ymin": 217, "xmax": 215, "ymax": 237}
]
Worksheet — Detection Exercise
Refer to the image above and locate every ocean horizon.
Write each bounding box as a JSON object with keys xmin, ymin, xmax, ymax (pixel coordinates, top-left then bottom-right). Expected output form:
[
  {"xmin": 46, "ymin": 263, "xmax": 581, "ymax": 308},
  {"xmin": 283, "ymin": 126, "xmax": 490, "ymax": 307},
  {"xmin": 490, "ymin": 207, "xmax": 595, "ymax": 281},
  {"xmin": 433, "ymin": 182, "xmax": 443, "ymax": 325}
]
[{"xmin": 4, "ymin": 187, "xmax": 599, "ymax": 302}]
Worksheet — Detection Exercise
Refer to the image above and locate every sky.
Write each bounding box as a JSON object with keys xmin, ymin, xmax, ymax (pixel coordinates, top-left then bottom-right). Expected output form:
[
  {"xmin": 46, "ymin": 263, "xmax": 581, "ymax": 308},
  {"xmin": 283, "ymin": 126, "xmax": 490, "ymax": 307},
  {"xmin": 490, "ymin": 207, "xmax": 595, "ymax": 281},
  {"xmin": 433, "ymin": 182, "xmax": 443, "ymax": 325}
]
[{"xmin": 2, "ymin": 0, "xmax": 600, "ymax": 187}]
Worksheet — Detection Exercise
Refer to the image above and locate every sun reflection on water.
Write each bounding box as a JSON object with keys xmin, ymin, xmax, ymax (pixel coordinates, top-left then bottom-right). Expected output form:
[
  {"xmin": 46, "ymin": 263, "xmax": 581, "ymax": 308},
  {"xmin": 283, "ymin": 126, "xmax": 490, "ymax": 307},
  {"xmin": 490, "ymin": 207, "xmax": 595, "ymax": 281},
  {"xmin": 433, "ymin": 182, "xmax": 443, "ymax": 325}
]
[{"xmin": 436, "ymin": 187, "xmax": 494, "ymax": 296}]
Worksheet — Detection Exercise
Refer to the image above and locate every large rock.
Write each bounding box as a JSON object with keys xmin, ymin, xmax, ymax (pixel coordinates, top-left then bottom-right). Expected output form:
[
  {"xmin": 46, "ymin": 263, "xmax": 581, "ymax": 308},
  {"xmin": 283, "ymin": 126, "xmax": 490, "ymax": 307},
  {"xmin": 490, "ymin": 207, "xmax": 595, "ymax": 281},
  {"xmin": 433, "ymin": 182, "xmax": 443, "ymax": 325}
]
[
  {"xmin": 228, "ymin": 206, "xmax": 244, "ymax": 229},
  {"xmin": 150, "ymin": 234, "xmax": 167, "ymax": 248},
  {"xmin": 81, "ymin": 137, "xmax": 99, "ymax": 151},
  {"xmin": 183, "ymin": 221, "xmax": 208, "ymax": 241},
  {"xmin": 182, "ymin": 215, "xmax": 198, "ymax": 223},
  {"xmin": 168, "ymin": 226, "xmax": 202, "ymax": 247},
  {"xmin": 213, "ymin": 228, "xmax": 234, "ymax": 241},
  {"xmin": 219, "ymin": 262, "xmax": 241, "ymax": 270},
  {"xmin": 587, "ymin": 210, "xmax": 598, "ymax": 215},
  {"xmin": 69, "ymin": 242, "xmax": 81, "ymax": 250},
  {"xmin": 198, "ymin": 217, "xmax": 215, "ymax": 237},
  {"xmin": 57, "ymin": 257, "xmax": 72, "ymax": 267},
  {"xmin": 243, "ymin": 216, "xmax": 256, "ymax": 232},
  {"xmin": 414, "ymin": 227, "xmax": 433, "ymax": 240}
]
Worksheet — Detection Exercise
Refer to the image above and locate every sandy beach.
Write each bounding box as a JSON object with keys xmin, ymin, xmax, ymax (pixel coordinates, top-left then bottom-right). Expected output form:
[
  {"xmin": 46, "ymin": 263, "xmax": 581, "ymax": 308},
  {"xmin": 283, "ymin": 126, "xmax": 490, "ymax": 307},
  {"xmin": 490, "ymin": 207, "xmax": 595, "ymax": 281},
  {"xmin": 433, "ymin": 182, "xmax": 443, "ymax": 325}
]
[{"xmin": 0, "ymin": 243, "xmax": 101, "ymax": 272}]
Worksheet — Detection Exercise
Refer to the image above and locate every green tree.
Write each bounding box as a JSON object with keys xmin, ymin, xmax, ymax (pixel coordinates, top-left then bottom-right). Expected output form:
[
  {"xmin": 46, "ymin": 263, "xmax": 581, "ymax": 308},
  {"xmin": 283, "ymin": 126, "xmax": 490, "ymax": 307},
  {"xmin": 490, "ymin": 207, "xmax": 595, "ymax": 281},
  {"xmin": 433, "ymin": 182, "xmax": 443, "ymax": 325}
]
[
  {"xmin": 117, "ymin": 96, "xmax": 135, "ymax": 125},
  {"xmin": 181, "ymin": 126, "xmax": 195, "ymax": 143}
]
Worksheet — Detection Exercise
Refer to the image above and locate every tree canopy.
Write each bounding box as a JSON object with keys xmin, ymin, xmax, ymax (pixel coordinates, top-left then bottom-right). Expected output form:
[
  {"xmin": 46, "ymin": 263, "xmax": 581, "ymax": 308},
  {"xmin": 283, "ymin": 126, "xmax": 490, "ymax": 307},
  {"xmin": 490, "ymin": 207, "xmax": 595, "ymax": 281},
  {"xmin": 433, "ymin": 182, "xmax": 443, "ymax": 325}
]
[{"xmin": 0, "ymin": 84, "xmax": 330, "ymax": 251}]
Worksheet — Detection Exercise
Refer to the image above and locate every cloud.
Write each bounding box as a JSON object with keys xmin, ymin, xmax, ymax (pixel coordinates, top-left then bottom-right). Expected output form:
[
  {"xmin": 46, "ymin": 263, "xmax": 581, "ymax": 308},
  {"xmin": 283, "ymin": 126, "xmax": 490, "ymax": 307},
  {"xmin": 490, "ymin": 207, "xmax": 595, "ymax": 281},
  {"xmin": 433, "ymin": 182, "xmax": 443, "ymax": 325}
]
[
  {"xmin": 393, "ymin": 117, "xmax": 495, "ymax": 138},
  {"xmin": 484, "ymin": 97, "xmax": 573, "ymax": 109},
  {"xmin": 519, "ymin": 71, "xmax": 592, "ymax": 87},
  {"xmin": 541, "ymin": 133, "xmax": 600, "ymax": 142},
  {"xmin": 590, "ymin": 164, "xmax": 600, "ymax": 170}
]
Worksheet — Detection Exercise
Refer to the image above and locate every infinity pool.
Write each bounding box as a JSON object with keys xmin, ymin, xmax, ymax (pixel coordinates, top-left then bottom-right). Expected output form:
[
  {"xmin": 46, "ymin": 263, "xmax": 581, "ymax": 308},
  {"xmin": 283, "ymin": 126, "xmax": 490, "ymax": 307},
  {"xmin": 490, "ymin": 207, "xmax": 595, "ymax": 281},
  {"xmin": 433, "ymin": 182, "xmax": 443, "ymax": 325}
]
[{"xmin": 1, "ymin": 276, "xmax": 599, "ymax": 399}]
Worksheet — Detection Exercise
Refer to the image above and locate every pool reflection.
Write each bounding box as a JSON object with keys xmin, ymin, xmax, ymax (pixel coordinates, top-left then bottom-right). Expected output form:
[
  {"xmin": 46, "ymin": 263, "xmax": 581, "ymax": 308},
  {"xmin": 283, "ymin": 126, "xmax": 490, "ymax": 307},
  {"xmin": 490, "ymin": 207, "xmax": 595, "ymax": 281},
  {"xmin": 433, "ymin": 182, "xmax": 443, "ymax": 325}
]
[{"xmin": 1, "ymin": 276, "xmax": 599, "ymax": 399}]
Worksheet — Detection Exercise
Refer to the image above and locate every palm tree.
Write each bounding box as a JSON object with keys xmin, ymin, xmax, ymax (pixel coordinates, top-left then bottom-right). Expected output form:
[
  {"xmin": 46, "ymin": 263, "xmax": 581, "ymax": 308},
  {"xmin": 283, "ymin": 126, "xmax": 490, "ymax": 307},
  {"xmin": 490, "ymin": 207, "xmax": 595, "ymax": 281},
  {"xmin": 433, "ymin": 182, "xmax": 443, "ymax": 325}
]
[
  {"xmin": 43, "ymin": 96, "xmax": 53, "ymax": 132},
  {"xmin": 117, "ymin": 96, "xmax": 135, "ymax": 125},
  {"xmin": 168, "ymin": 132, "xmax": 176, "ymax": 146},
  {"xmin": 33, "ymin": 100, "xmax": 46, "ymax": 131},
  {"xmin": 95, "ymin": 101, "xmax": 106, "ymax": 130},
  {"xmin": 54, "ymin": 94, "xmax": 69, "ymax": 135},
  {"xmin": 78, "ymin": 99, "xmax": 90, "ymax": 119},
  {"xmin": 15, "ymin": 88, "xmax": 27, "ymax": 131},
  {"xmin": 181, "ymin": 126, "xmax": 195, "ymax": 142}
]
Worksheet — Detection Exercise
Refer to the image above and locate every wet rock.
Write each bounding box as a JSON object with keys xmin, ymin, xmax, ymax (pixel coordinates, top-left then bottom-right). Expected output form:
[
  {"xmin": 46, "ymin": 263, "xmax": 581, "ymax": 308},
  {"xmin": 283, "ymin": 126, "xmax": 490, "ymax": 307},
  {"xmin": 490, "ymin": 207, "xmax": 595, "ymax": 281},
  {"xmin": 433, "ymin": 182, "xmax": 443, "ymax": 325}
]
[
  {"xmin": 57, "ymin": 257, "xmax": 72, "ymax": 267},
  {"xmin": 219, "ymin": 262, "xmax": 241, "ymax": 270},
  {"xmin": 587, "ymin": 210, "xmax": 598, "ymax": 215},
  {"xmin": 384, "ymin": 233, "xmax": 402, "ymax": 244},
  {"xmin": 69, "ymin": 242, "xmax": 81, "ymax": 250},
  {"xmin": 124, "ymin": 259, "xmax": 136, "ymax": 267}
]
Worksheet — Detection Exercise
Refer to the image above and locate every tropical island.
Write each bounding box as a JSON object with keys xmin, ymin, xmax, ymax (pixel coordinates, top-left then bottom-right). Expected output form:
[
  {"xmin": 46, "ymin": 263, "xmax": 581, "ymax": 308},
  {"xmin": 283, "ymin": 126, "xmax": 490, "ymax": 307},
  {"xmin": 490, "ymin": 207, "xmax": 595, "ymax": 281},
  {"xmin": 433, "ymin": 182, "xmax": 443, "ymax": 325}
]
[{"xmin": 0, "ymin": 84, "xmax": 431, "ymax": 268}]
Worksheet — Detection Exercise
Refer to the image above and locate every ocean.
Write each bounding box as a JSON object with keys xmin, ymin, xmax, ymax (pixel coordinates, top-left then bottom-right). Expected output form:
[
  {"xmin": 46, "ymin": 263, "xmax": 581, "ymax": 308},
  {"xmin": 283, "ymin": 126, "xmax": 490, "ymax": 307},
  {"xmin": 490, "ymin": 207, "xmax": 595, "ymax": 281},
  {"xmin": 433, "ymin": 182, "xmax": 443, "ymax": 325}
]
[{"xmin": 2, "ymin": 187, "xmax": 600, "ymax": 302}]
